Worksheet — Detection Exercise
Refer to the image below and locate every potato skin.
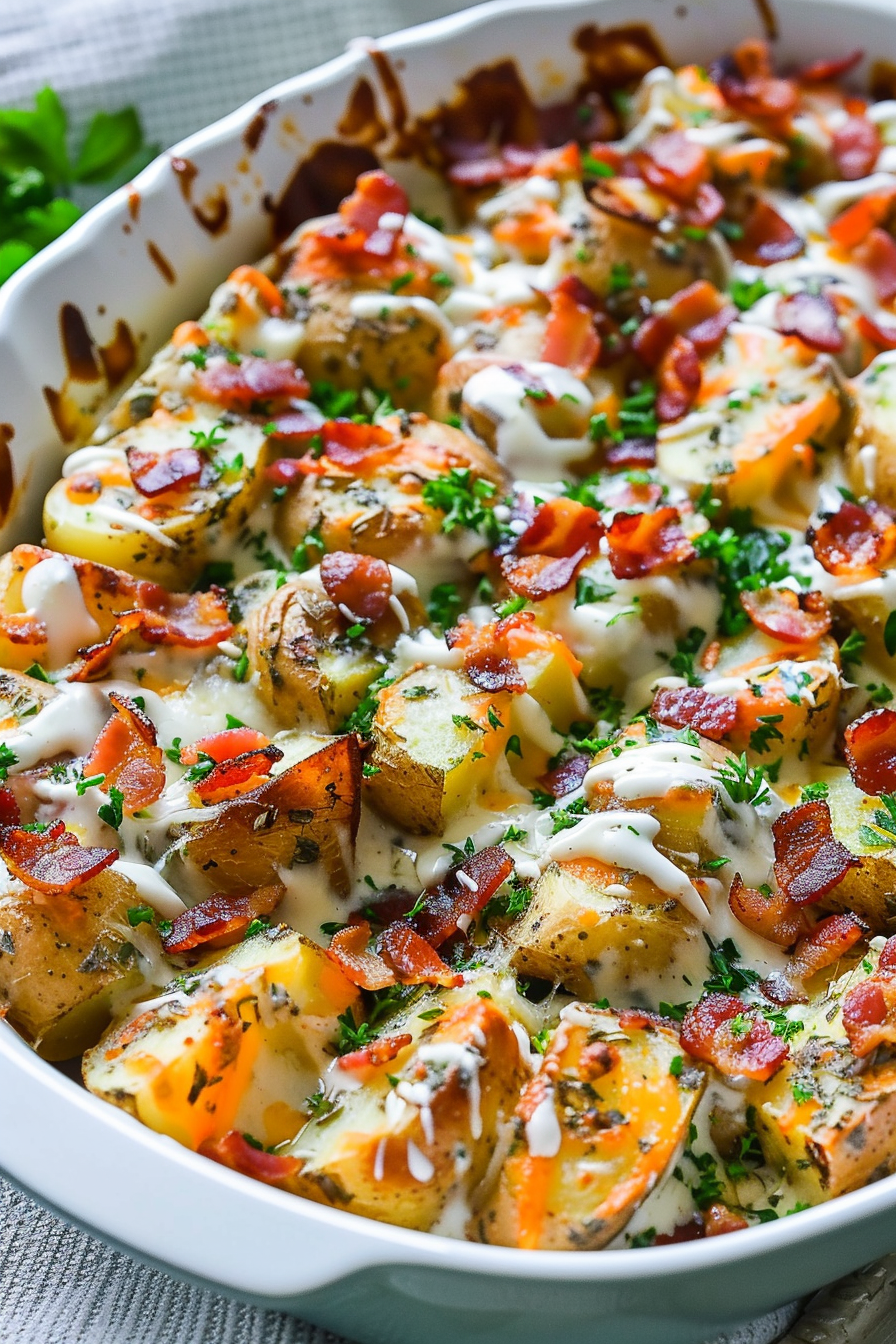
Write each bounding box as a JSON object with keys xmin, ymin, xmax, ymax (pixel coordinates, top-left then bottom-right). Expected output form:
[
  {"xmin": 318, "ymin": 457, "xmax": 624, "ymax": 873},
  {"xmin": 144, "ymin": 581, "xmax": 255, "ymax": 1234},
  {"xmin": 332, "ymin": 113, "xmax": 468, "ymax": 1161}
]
[
  {"xmin": 478, "ymin": 1005, "xmax": 703, "ymax": 1249},
  {"xmin": 291, "ymin": 993, "xmax": 527, "ymax": 1231},
  {"xmin": 820, "ymin": 768, "xmax": 896, "ymax": 932},
  {"xmin": 846, "ymin": 357, "xmax": 896, "ymax": 504},
  {"xmin": 559, "ymin": 200, "xmax": 723, "ymax": 301},
  {"xmin": 0, "ymin": 869, "xmax": 142, "ymax": 1060}
]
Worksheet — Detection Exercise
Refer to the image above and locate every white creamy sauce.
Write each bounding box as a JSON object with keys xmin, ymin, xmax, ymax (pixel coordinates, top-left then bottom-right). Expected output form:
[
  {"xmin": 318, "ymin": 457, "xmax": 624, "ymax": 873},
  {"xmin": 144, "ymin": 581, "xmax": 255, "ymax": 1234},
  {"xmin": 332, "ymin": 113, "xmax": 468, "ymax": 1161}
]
[
  {"xmin": 348, "ymin": 293, "xmax": 456, "ymax": 347},
  {"xmin": 21, "ymin": 557, "xmax": 101, "ymax": 668},
  {"xmin": 462, "ymin": 362, "xmax": 594, "ymax": 478},
  {"xmin": 525, "ymin": 1092, "xmax": 562, "ymax": 1158}
]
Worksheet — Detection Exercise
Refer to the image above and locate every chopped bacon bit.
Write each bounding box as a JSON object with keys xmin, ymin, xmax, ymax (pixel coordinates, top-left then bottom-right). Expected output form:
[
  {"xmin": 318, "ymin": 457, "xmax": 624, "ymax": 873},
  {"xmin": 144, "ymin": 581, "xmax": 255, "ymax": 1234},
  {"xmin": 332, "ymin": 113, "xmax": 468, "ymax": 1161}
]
[
  {"xmin": 127, "ymin": 446, "xmax": 204, "ymax": 498},
  {"xmin": 843, "ymin": 707, "xmax": 896, "ymax": 796},
  {"xmin": 137, "ymin": 584, "xmax": 233, "ymax": 648},
  {"xmin": 683, "ymin": 182, "xmax": 726, "ymax": 231},
  {"xmin": 447, "ymin": 145, "xmax": 539, "ymax": 188},
  {"xmin": 808, "ymin": 500, "xmax": 896, "ymax": 576},
  {"xmin": 788, "ymin": 913, "xmax": 866, "ymax": 981},
  {"xmin": 681, "ymin": 992, "xmax": 789, "ymax": 1081},
  {"xmin": 263, "ymin": 407, "xmax": 325, "ymax": 444},
  {"xmin": 379, "ymin": 920, "xmax": 463, "ymax": 988},
  {"xmin": 604, "ymin": 438, "xmax": 656, "ymax": 470},
  {"xmin": 199, "ymin": 1130, "xmax": 300, "ymax": 1186},
  {"xmin": 541, "ymin": 278, "xmax": 600, "ymax": 376},
  {"xmin": 606, "ymin": 507, "xmax": 696, "ymax": 580},
  {"xmin": 775, "ymin": 291, "xmax": 844, "ymax": 354},
  {"xmin": 540, "ymin": 752, "xmax": 590, "ymax": 799},
  {"xmin": 715, "ymin": 41, "xmax": 798, "ymax": 122},
  {"xmin": 83, "ymin": 692, "xmax": 165, "ymax": 814},
  {"xmin": 652, "ymin": 685, "xmax": 738, "ymax": 743},
  {"xmin": 0, "ymin": 788, "xmax": 20, "ymax": 829},
  {"xmin": 854, "ymin": 227, "xmax": 896, "ymax": 303},
  {"xmin": 739, "ymin": 587, "xmax": 832, "ymax": 644},
  {"xmin": 338, "ymin": 1032, "xmax": 413, "ymax": 1072},
  {"xmin": 728, "ymin": 872, "xmax": 807, "ymax": 948},
  {"xmin": 227, "ymin": 265, "xmax": 284, "ymax": 316},
  {"xmin": 797, "ymin": 50, "xmax": 863, "ymax": 83},
  {"xmin": 829, "ymin": 187, "xmax": 896, "ymax": 250},
  {"xmin": 196, "ymin": 354, "xmax": 309, "ymax": 409},
  {"xmin": 192, "ymin": 745, "xmax": 284, "ymax": 804},
  {"xmin": 314, "ymin": 418, "xmax": 398, "ymax": 474},
  {"xmin": 161, "ymin": 883, "xmax": 285, "ymax": 954},
  {"xmin": 842, "ymin": 976, "xmax": 896, "ymax": 1057},
  {"xmin": 656, "ymin": 334, "xmax": 701, "ymax": 422},
  {"xmin": 654, "ymin": 1218, "xmax": 705, "ymax": 1246},
  {"xmin": 265, "ymin": 458, "xmax": 315, "ymax": 486},
  {"xmin": 735, "ymin": 200, "xmax": 804, "ymax": 266},
  {"xmin": 320, "ymin": 551, "xmax": 393, "ymax": 624},
  {"xmin": 772, "ymin": 801, "xmax": 859, "ymax": 906},
  {"xmin": 832, "ymin": 115, "xmax": 882, "ymax": 182},
  {"xmin": 632, "ymin": 313, "xmax": 674, "ymax": 369},
  {"xmin": 638, "ymin": 131, "xmax": 710, "ymax": 204},
  {"xmin": 447, "ymin": 614, "xmax": 528, "ymax": 694},
  {"xmin": 180, "ymin": 728, "xmax": 272, "ymax": 765},
  {"xmin": 314, "ymin": 169, "xmax": 411, "ymax": 259},
  {"xmin": 635, "ymin": 282, "xmax": 735, "ymax": 374},
  {"xmin": 502, "ymin": 498, "xmax": 605, "ymax": 601},
  {"xmin": 412, "ymin": 845, "xmax": 514, "ymax": 948},
  {"xmin": 327, "ymin": 920, "xmax": 395, "ymax": 991},
  {"xmin": 703, "ymin": 1203, "xmax": 750, "ymax": 1237},
  {"xmin": 0, "ymin": 820, "xmax": 117, "ymax": 895}
]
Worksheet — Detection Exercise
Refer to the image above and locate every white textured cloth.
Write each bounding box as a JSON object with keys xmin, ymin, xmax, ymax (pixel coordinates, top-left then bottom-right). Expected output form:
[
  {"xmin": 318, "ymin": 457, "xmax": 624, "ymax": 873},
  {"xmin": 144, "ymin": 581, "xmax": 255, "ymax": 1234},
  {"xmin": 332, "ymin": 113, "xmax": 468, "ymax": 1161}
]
[{"xmin": 0, "ymin": 2, "xmax": 806, "ymax": 1340}]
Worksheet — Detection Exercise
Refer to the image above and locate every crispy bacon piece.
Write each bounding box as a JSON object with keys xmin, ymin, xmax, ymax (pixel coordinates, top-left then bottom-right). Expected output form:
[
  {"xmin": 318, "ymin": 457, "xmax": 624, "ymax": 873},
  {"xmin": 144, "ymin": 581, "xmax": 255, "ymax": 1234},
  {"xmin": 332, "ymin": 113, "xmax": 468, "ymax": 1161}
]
[
  {"xmin": 180, "ymin": 728, "xmax": 271, "ymax": 765},
  {"xmin": 854, "ymin": 227, "xmax": 896, "ymax": 303},
  {"xmin": 842, "ymin": 975, "xmax": 896, "ymax": 1057},
  {"xmin": 337, "ymin": 1033, "xmax": 413, "ymax": 1073},
  {"xmin": 447, "ymin": 145, "xmax": 539, "ymax": 188},
  {"xmin": 412, "ymin": 845, "xmax": 514, "ymax": 948},
  {"xmin": 309, "ymin": 419, "xmax": 399, "ymax": 476},
  {"xmin": 327, "ymin": 920, "xmax": 395, "ymax": 991},
  {"xmin": 808, "ymin": 500, "xmax": 896, "ymax": 576},
  {"xmin": 320, "ymin": 552, "xmax": 393, "ymax": 624},
  {"xmin": 832, "ymin": 115, "xmax": 882, "ymax": 182},
  {"xmin": 703, "ymin": 1203, "xmax": 750, "ymax": 1237},
  {"xmin": 656, "ymin": 334, "xmax": 701, "ymax": 422},
  {"xmin": 379, "ymin": 920, "xmax": 462, "ymax": 988},
  {"xmin": 604, "ymin": 438, "xmax": 657, "ymax": 470},
  {"xmin": 126, "ymin": 446, "xmax": 204, "ymax": 498},
  {"xmin": 192, "ymin": 746, "xmax": 284, "ymax": 804},
  {"xmin": 137, "ymin": 585, "xmax": 233, "ymax": 648},
  {"xmin": 199, "ymin": 1130, "xmax": 300, "ymax": 1186},
  {"xmin": 83, "ymin": 692, "xmax": 165, "ymax": 814},
  {"xmin": 739, "ymin": 587, "xmax": 831, "ymax": 643},
  {"xmin": 797, "ymin": 50, "xmax": 863, "ymax": 83},
  {"xmin": 637, "ymin": 131, "xmax": 710, "ymax": 204},
  {"xmin": 0, "ymin": 820, "xmax": 117, "ymax": 895},
  {"xmin": 161, "ymin": 883, "xmax": 285, "ymax": 954},
  {"xmin": 606, "ymin": 507, "xmax": 696, "ymax": 580},
  {"xmin": 843, "ymin": 707, "xmax": 896, "ymax": 795},
  {"xmin": 447, "ymin": 614, "xmax": 529, "ymax": 694},
  {"xmin": 714, "ymin": 41, "xmax": 798, "ymax": 122},
  {"xmin": 541, "ymin": 276, "xmax": 600, "ymax": 376},
  {"xmin": 789, "ymin": 913, "xmax": 865, "ymax": 980},
  {"xmin": 829, "ymin": 187, "xmax": 896, "ymax": 250},
  {"xmin": 634, "ymin": 281, "xmax": 736, "ymax": 370},
  {"xmin": 502, "ymin": 498, "xmax": 605, "ymax": 600},
  {"xmin": 735, "ymin": 200, "xmax": 804, "ymax": 266},
  {"xmin": 775, "ymin": 291, "xmax": 844, "ymax": 353},
  {"xmin": 540, "ymin": 752, "xmax": 590, "ymax": 799},
  {"xmin": 263, "ymin": 407, "xmax": 325, "ymax": 445},
  {"xmin": 772, "ymin": 801, "xmax": 859, "ymax": 905},
  {"xmin": 681, "ymin": 992, "xmax": 789, "ymax": 1081},
  {"xmin": 652, "ymin": 685, "xmax": 738, "ymax": 743},
  {"xmin": 0, "ymin": 788, "xmax": 20, "ymax": 829},
  {"xmin": 728, "ymin": 872, "xmax": 807, "ymax": 948},
  {"xmin": 227, "ymin": 265, "xmax": 284, "ymax": 316},
  {"xmin": 683, "ymin": 182, "xmax": 726, "ymax": 231},
  {"xmin": 196, "ymin": 354, "xmax": 309, "ymax": 408},
  {"xmin": 857, "ymin": 312, "xmax": 896, "ymax": 350},
  {"xmin": 265, "ymin": 459, "xmax": 315, "ymax": 486},
  {"xmin": 310, "ymin": 169, "xmax": 412, "ymax": 260}
]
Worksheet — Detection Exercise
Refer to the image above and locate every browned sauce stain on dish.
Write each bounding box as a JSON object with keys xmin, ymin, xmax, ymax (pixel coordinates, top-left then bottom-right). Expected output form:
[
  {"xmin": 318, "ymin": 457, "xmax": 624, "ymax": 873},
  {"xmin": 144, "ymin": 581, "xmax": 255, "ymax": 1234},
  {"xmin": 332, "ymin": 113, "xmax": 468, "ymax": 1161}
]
[
  {"xmin": 244, "ymin": 99, "xmax": 279, "ymax": 152},
  {"xmin": 268, "ymin": 142, "xmax": 380, "ymax": 242},
  {"xmin": 98, "ymin": 319, "xmax": 137, "ymax": 388},
  {"xmin": 169, "ymin": 154, "xmax": 231, "ymax": 235},
  {"xmin": 366, "ymin": 45, "xmax": 409, "ymax": 138},
  {"xmin": 147, "ymin": 241, "xmax": 177, "ymax": 285},
  {"xmin": 871, "ymin": 60, "xmax": 896, "ymax": 101},
  {"xmin": 44, "ymin": 305, "xmax": 140, "ymax": 444},
  {"xmin": 0, "ymin": 424, "xmax": 15, "ymax": 524},
  {"xmin": 127, "ymin": 188, "xmax": 141, "ymax": 222},
  {"xmin": 573, "ymin": 23, "xmax": 667, "ymax": 93},
  {"xmin": 337, "ymin": 78, "xmax": 388, "ymax": 147},
  {"xmin": 753, "ymin": 0, "xmax": 779, "ymax": 42},
  {"xmin": 60, "ymin": 303, "xmax": 101, "ymax": 383},
  {"xmin": 43, "ymin": 386, "xmax": 79, "ymax": 443}
]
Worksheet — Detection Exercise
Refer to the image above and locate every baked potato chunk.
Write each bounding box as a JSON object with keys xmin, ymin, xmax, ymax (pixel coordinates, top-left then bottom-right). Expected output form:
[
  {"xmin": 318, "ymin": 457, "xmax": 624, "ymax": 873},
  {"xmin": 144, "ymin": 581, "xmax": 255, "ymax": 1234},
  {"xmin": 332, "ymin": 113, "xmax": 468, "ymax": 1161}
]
[
  {"xmin": 276, "ymin": 412, "xmax": 507, "ymax": 573},
  {"xmin": 171, "ymin": 732, "xmax": 361, "ymax": 899},
  {"xmin": 288, "ymin": 988, "xmax": 527, "ymax": 1231},
  {"xmin": 365, "ymin": 666, "xmax": 513, "ymax": 834},
  {"xmin": 508, "ymin": 859, "xmax": 701, "ymax": 999},
  {"xmin": 657, "ymin": 326, "xmax": 844, "ymax": 513},
  {"xmin": 44, "ymin": 409, "xmax": 271, "ymax": 587},
  {"xmin": 0, "ymin": 868, "xmax": 143, "ymax": 1060},
  {"xmin": 845, "ymin": 354, "xmax": 896, "ymax": 505},
  {"xmin": 478, "ymin": 1004, "xmax": 704, "ymax": 1249},
  {"xmin": 83, "ymin": 926, "xmax": 361, "ymax": 1150},
  {"xmin": 817, "ymin": 767, "xmax": 896, "ymax": 932},
  {"xmin": 0, "ymin": 667, "xmax": 56, "ymax": 729}
]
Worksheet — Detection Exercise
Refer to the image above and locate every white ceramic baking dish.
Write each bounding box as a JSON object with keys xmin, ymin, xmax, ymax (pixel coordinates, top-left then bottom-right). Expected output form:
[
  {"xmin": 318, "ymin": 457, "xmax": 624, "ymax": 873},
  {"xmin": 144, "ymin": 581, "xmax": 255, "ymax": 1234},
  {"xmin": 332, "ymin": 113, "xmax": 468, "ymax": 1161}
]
[{"xmin": 4, "ymin": 1, "xmax": 896, "ymax": 1339}]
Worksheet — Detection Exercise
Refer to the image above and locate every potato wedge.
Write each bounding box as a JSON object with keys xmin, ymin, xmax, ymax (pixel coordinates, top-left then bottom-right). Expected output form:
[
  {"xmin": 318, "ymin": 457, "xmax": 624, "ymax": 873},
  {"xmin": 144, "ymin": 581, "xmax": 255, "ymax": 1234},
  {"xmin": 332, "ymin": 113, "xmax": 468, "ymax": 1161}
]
[
  {"xmin": 845, "ymin": 354, "xmax": 896, "ymax": 504},
  {"xmin": 44, "ymin": 409, "xmax": 271, "ymax": 587},
  {"xmin": 83, "ymin": 926, "xmax": 361, "ymax": 1150},
  {"xmin": 0, "ymin": 867, "xmax": 143, "ymax": 1060},
  {"xmin": 174, "ymin": 732, "xmax": 361, "ymax": 898},
  {"xmin": 509, "ymin": 859, "xmax": 702, "ymax": 999},
  {"xmin": 478, "ymin": 1004, "xmax": 704, "ymax": 1249},
  {"xmin": 288, "ymin": 988, "xmax": 527, "ymax": 1231},
  {"xmin": 0, "ymin": 668, "xmax": 56, "ymax": 730},
  {"xmin": 366, "ymin": 666, "xmax": 513, "ymax": 834},
  {"xmin": 817, "ymin": 766, "xmax": 896, "ymax": 932}
]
